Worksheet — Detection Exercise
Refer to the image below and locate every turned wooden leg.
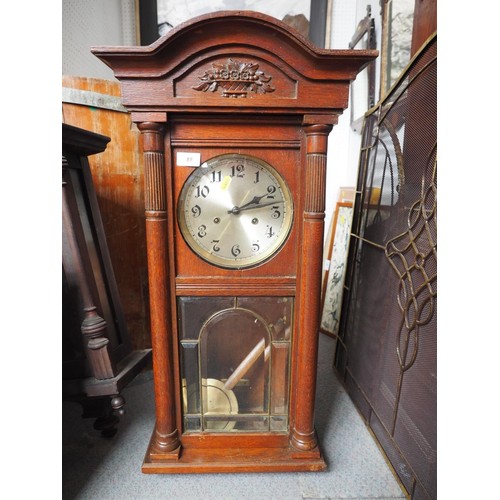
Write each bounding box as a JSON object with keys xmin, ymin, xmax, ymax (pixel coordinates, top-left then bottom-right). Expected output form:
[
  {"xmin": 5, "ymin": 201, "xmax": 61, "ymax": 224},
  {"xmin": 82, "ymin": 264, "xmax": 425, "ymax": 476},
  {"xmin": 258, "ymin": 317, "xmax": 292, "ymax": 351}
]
[{"xmin": 62, "ymin": 158, "xmax": 116, "ymax": 381}]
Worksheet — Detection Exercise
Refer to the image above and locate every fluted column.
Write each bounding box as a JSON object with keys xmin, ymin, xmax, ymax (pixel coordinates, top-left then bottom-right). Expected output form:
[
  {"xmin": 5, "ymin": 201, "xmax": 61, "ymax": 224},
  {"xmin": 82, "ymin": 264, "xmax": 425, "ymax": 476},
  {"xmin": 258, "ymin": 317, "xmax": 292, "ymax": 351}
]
[
  {"xmin": 138, "ymin": 122, "xmax": 180, "ymax": 456},
  {"xmin": 291, "ymin": 123, "xmax": 332, "ymax": 451}
]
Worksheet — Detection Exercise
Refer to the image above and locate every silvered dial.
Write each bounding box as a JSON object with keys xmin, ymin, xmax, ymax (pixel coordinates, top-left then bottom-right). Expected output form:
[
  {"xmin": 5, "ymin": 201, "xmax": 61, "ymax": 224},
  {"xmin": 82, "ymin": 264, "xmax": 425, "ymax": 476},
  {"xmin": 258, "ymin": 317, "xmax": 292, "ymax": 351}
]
[{"xmin": 178, "ymin": 153, "xmax": 293, "ymax": 269}]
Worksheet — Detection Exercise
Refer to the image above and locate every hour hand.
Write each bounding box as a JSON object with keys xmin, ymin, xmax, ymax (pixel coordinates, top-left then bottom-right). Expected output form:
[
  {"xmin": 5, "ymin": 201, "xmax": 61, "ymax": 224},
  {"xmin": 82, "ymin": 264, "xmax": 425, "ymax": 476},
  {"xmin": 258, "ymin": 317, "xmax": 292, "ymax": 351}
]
[
  {"xmin": 228, "ymin": 193, "xmax": 268, "ymax": 214},
  {"xmin": 239, "ymin": 194, "xmax": 269, "ymax": 210}
]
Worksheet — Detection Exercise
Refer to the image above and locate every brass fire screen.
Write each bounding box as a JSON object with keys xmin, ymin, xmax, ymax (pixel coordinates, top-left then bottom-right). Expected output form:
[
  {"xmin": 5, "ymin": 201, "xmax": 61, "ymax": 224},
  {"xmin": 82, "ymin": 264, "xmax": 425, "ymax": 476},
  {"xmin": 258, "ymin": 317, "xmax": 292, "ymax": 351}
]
[{"xmin": 335, "ymin": 34, "xmax": 436, "ymax": 499}]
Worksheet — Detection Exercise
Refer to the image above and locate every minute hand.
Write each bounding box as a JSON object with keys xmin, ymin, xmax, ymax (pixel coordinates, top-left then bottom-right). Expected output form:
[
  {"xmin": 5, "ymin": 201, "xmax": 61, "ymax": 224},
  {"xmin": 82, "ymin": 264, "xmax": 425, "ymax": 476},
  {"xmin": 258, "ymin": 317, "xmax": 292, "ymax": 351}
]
[{"xmin": 236, "ymin": 200, "xmax": 283, "ymax": 213}]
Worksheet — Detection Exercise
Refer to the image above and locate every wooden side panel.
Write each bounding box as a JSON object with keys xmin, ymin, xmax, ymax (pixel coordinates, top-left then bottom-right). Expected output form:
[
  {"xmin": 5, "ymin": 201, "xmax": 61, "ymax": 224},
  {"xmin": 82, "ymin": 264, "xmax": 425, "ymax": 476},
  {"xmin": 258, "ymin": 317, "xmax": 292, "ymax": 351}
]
[{"xmin": 62, "ymin": 76, "xmax": 150, "ymax": 351}]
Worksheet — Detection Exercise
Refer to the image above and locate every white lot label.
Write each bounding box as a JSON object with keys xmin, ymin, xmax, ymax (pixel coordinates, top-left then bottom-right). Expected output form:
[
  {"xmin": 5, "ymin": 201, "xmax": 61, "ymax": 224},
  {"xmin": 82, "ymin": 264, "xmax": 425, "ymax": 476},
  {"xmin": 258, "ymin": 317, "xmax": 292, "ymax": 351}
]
[{"xmin": 177, "ymin": 152, "xmax": 201, "ymax": 167}]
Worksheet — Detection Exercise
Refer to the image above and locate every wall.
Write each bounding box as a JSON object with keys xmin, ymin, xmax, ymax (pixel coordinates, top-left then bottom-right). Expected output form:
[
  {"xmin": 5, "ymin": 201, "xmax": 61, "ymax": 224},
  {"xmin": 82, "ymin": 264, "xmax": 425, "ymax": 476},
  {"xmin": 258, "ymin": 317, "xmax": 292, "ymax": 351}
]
[
  {"xmin": 62, "ymin": 0, "xmax": 137, "ymax": 80},
  {"xmin": 325, "ymin": 0, "xmax": 383, "ymax": 237}
]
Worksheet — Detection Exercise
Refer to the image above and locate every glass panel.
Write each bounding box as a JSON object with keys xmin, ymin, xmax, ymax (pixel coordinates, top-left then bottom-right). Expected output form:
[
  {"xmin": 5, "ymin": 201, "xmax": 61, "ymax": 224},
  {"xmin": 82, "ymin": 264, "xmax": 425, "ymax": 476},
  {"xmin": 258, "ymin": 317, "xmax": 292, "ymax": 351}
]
[
  {"xmin": 270, "ymin": 416, "xmax": 288, "ymax": 432},
  {"xmin": 184, "ymin": 415, "xmax": 201, "ymax": 432},
  {"xmin": 203, "ymin": 415, "xmax": 269, "ymax": 433},
  {"xmin": 180, "ymin": 342, "xmax": 200, "ymax": 414},
  {"xmin": 238, "ymin": 296, "xmax": 293, "ymax": 341},
  {"xmin": 270, "ymin": 342, "xmax": 290, "ymax": 414},
  {"xmin": 200, "ymin": 308, "xmax": 271, "ymax": 415},
  {"xmin": 178, "ymin": 296, "xmax": 294, "ymax": 433},
  {"xmin": 178, "ymin": 296, "xmax": 234, "ymax": 340},
  {"xmin": 201, "ymin": 378, "xmax": 239, "ymax": 432}
]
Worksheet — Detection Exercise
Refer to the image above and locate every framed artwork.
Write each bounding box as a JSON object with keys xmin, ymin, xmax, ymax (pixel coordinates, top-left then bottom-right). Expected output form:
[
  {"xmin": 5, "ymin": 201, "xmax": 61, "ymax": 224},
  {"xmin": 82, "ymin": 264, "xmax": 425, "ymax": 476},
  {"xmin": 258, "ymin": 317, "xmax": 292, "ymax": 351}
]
[
  {"xmin": 380, "ymin": 0, "xmax": 415, "ymax": 97},
  {"xmin": 156, "ymin": 1, "xmax": 331, "ymax": 48},
  {"xmin": 320, "ymin": 202, "xmax": 354, "ymax": 338}
]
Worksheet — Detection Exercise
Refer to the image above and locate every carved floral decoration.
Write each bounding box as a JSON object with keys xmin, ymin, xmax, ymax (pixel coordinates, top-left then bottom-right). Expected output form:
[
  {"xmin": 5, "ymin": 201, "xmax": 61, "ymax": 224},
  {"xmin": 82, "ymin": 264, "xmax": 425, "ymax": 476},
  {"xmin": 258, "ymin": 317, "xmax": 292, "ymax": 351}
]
[{"xmin": 192, "ymin": 59, "xmax": 275, "ymax": 98}]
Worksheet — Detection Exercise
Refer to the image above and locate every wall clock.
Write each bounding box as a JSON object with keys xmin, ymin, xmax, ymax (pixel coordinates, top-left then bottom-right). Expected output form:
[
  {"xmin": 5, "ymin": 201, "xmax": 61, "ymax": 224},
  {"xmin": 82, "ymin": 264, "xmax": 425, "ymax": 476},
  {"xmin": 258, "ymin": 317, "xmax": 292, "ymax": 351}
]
[{"xmin": 92, "ymin": 11, "xmax": 377, "ymax": 473}]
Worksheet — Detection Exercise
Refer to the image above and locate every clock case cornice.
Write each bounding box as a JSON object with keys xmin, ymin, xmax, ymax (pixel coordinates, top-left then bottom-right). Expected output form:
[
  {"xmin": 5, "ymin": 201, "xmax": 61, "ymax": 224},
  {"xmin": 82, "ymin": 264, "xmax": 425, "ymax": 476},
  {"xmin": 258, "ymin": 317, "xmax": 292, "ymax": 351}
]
[{"xmin": 91, "ymin": 10, "xmax": 378, "ymax": 118}]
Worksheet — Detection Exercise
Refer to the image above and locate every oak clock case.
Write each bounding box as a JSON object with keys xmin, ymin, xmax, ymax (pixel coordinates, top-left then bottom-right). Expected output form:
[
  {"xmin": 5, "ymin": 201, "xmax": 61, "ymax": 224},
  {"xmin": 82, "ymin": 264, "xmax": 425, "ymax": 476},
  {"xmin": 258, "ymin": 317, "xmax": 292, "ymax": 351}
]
[
  {"xmin": 91, "ymin": 10, "xmax": 377, "ymax": 474},
  {"xmin": 175, "ymin": 149, "xmax": 296, "ymax": 435},
  {"xmin": 177, "ymin": 153, "xmax": 294, "ymax": 269}
]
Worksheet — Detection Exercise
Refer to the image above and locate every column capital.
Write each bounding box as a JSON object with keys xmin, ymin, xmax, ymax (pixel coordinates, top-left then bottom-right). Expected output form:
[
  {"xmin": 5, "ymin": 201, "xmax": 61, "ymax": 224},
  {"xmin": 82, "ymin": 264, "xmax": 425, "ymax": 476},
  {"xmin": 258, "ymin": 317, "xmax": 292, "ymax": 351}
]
[
  {"xmin": 303, "ymin": 123, "xmax": 333, "ymax": 155},
  {"xmin": 303, "ymin": 123, "xmax": 334, "ymax": 134},
  {"xmin": 137, "ymin": 121, "xmax": 165, "ymax": 133},
  {"xmin": 138, "ymin": 122, "xmax": 165, "ymax": 153}
]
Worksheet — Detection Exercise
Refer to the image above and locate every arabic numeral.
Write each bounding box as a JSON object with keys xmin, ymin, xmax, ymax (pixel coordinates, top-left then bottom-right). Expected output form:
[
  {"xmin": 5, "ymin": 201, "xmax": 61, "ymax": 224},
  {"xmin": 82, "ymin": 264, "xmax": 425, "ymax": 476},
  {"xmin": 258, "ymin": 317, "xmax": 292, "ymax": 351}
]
[
  {"xmin": 195, "ymin": 185, "xmax": 209, "ymax": 198},
  {"xmin": 266, "ymin": 185, "xmax": 276, "ymax": 198},
  {"xmin": 231, "ymin": 244, "xmax": 241, "ymax": 257},
  {"xmin": 251, "ymin": 242, "xmax": 260, "ymax": 252},
  {"xmin": 230, "ymin": 164, "xmax": 245, "ymax": 178},
  {"xmin": 191, "ymin": 205, "xmax": 201, "ymax": 217},
  {"xmin": 212, "ymin": 240, "xmax": 220, "ymax": 252},
  {"xmin": 265, "ymin": 226, "xmax": 275, "ymax": 238},
  {"xmin": 272, "ymin": 206, "xmax": 281, "ymax": 219},
  {"xmin": 210, "ymin": 170, "xmax": 222, "ymax": 183},
  {"xmin": 197, "ymin": 225, "xmax": 207, "ymax": 238},
  {"xmin": 254, "ymin": 171, "xmax": 260, "ymax": 183}
]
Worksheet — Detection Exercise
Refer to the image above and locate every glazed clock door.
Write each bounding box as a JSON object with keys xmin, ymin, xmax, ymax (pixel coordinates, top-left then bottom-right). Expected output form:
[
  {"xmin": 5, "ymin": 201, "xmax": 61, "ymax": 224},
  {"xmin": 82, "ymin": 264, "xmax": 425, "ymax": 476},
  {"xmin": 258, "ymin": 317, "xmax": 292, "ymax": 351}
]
[{"xmin": 178, "ymin": 296, "xmax": 293, "ymax": 434}]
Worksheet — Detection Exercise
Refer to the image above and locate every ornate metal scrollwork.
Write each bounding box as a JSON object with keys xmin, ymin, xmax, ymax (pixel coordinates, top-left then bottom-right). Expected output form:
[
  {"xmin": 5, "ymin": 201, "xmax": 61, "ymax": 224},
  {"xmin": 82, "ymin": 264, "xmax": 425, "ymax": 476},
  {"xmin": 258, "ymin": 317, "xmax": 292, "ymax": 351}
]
[{"xmin": 385, "ymin": 152, "xmax": 437, "ymax": 374}]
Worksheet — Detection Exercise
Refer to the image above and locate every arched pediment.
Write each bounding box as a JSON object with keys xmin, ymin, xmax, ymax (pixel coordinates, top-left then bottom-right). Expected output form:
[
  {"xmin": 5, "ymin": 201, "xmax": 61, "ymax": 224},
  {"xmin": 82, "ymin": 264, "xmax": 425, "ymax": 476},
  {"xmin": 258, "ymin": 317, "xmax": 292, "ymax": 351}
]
[{"xmin": 92, "ymin": 11, "xmax": 378, "ymax": 115}]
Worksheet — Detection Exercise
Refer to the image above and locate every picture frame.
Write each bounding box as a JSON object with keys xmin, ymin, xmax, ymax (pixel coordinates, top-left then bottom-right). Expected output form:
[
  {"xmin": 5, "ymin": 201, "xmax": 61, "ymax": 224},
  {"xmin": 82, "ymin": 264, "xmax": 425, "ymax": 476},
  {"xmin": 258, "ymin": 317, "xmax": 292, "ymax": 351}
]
[
  {"xmin": 380, "ymin": 0, "xmax": 415, "ymax": 98},
  {"xmin": 156, "ymin": 1, "xmax": 330, "ymax": 48},
  {"xmin": 320, "ymin": 202, "xmax": 354, "ymax": 338}
]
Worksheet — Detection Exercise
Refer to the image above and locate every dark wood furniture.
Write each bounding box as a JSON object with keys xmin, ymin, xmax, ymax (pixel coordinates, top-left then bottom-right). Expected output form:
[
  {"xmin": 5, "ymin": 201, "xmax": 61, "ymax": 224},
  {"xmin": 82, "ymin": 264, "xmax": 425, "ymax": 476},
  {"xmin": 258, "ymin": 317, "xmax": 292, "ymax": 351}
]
[
  {"xmin": 62, "ymin": 123, "xmax": 151, "ymax": 436},
  {"xmin": 92, "ymin": 11, "xmax": 377, "ymax": 471}
]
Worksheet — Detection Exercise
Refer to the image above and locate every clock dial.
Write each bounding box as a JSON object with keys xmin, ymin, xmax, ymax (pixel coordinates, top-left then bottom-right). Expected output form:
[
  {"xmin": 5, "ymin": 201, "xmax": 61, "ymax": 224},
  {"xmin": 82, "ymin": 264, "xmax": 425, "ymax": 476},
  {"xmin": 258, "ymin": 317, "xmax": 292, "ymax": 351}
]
[{"xmin": 178, "ymin": 153, "xmax": 293, "ymax": 269}]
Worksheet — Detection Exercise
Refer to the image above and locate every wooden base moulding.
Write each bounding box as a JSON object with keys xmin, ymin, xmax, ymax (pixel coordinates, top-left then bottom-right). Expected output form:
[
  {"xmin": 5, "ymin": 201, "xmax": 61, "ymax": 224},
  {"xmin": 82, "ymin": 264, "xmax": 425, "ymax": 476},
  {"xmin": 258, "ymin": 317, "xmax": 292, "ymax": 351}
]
[{"xmin": 142, "ymin": 437, "xmax": 326, "ymax": 474}]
